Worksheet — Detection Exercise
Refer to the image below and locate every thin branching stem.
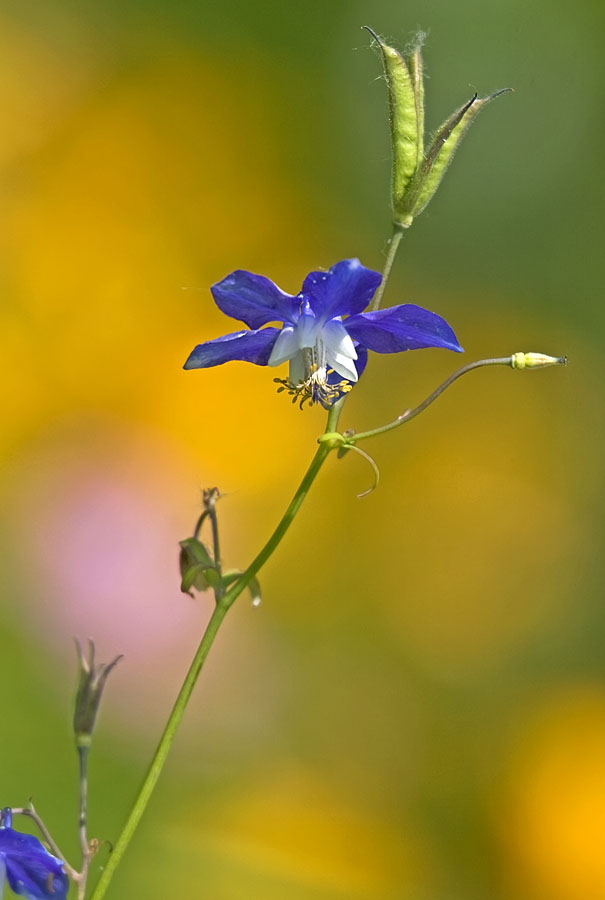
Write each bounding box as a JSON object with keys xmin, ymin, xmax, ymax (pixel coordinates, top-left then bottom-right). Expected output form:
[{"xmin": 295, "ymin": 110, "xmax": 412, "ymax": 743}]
[
  {"xmin": 370, "ymin": 225, "xmax": 405, "ymax": 311},
  {"xmin": 349, "ymin": 357, "xmax": 516, "ymax": 443}
]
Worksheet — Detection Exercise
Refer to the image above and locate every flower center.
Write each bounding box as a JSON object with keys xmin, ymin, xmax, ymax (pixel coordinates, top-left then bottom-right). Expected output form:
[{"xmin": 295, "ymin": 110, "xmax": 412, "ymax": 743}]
[
  {"xmin": 274, "ymin": 340, "xmax": 353, "ymax": 410},
  {"xmin": 303, "ymin": 341, "xmax": 326, "ymax": 382},
  {"xmin": 268, "ymin": 313, "xmax": 358, "ymax": 409}
]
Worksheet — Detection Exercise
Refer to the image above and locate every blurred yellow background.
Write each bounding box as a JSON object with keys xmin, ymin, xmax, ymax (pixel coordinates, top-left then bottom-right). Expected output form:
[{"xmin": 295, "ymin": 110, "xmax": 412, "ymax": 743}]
[{"xmin": 0, "ymin": 1, "xmax": 602, "ymax": 898}]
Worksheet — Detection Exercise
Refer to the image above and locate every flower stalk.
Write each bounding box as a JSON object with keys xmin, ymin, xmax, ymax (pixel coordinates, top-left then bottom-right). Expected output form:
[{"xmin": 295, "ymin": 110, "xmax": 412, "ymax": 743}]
[
  {"xmin": 332, "ymin": 353, "xmax": 567, "ymax": 447},
  {"xmin": 88, "ymin": 399, "xmax": 344, "ymax": 900},
  {"xmin": 370, "ymin": 226, "xmax": 405, "ymax": 312}
]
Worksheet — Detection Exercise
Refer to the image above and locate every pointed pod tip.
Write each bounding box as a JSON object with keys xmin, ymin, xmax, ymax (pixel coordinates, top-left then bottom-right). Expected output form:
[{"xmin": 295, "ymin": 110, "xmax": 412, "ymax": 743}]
[
  {"xmin": 488, "ymin": 87, "xmax": 514, "ymax": 100},
  {"xmin": 361, "ymin": 25, "xmax": 381, "ymax": 43}
]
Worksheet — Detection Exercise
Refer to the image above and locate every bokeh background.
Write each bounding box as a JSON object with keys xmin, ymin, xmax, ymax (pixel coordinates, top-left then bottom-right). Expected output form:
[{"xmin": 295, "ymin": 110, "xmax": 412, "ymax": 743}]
[{"xmin": 0, "ymin": 1, "xmax": 602, "ymax": 898}]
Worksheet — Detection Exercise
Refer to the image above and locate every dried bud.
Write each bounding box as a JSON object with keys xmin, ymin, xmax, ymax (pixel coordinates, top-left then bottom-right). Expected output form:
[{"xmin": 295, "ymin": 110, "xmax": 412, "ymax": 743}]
[
  {"xmin": 179, "ymin": 537, "xmax": 220, "ymax": 596},
  {"xmin": 511, "ymin": 352, "xmax": 568, "ymax": 370},
  {"xmin": 73, "ymin": 640, "xmax": 122, "ymax": 748}
]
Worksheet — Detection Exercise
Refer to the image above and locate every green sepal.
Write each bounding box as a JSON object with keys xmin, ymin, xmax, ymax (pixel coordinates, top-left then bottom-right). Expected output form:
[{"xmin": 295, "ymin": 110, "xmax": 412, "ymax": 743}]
[
  {"xmin": 402, "ymin": 89, "xmax": 510, "ymax": 221},
  {"xmin": 365, "ymin": 28, "xmax": 423, "ymax": 215},
  {"xmin": 179, "ymin": 537, "xmax": 219, "ymax": 596}
]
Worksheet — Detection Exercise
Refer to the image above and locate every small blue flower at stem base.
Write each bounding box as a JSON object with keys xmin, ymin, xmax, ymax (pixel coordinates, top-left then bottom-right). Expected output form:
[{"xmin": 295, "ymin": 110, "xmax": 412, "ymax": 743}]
[
  {"xmin": 184, "ymin": 258, "xmax": 462, "ymax": 409},
  {"xmin": 0, "ymin": 809, "xmax": 68, "ymax": 900}
]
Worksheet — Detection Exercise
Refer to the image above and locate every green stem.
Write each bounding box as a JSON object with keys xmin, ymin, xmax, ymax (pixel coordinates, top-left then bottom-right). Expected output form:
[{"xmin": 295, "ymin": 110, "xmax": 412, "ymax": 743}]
[
  {"xmin": 370, "ymin": 225, "xmax": 404, "ymax": 311},
  {"xmin": 88, "ymin": 404, "xmax": 342, "ymax": 900},
  {"xmin": 350, "ymin": 357, "xmax": 514, "ymax": 443},
  {"xmin": 87, "ymin": 601, "xmax": 228, "ymax": 900},
  {"xmin": 220, "ymin": 399, "xmax": 343, "ymax": 610},
  {"xmin": 77, "ymin": 746, "xmax": 91, "ymax": 900}
]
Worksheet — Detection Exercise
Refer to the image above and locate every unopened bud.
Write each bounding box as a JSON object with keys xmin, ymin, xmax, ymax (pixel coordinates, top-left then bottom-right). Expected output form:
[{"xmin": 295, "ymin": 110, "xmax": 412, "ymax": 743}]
[{"xmin": 511, "ymin": 352, "xmax": 568, "ymax": 370}]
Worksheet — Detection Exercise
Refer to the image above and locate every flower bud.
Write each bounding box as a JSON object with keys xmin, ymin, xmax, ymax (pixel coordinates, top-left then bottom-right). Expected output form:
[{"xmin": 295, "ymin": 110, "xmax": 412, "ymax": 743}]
[
  {"xmin": 511, "ymin": 352, "xmax": 568, "ymax": 369},
  {"xmin": 73, "ymin": 640, "xmax": 122, "ymax": 749}
]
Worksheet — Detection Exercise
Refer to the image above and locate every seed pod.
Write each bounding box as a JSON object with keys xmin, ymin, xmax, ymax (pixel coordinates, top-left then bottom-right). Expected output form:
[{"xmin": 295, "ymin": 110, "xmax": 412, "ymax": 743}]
[
  {"xmin": 404, "ymin": 89, "xmax": 511, "ymax": 220},
  {"xmin": 365, "ymin": 28, "xmax": 423, "ymax": 224}
]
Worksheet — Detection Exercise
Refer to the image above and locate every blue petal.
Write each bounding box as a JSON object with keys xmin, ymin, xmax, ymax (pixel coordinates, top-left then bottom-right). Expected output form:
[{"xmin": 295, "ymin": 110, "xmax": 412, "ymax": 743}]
[
  {"xmin": 211, "ymin": 270, "xmax": 299, "ymax": 329},
  {"xmin": 0, "ymin": 828, "xmax": 68, "ymax": 900},
  {"xmin": 184, "ymin": 327, "xmax": 281, "ymax": 369},
  {"xmin": 344, "ymin": 305, "xmax": 463, "ymax": 354},
  {"xmin": 302, "ymin": 259, "xmax": 381, "ymax": 321}
]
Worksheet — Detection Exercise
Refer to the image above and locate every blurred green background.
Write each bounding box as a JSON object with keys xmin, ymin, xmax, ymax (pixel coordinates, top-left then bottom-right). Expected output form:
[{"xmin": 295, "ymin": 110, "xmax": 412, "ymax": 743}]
[{"xmin": 0, "ymin": 1, "xmax": 602, "ymax": 898}]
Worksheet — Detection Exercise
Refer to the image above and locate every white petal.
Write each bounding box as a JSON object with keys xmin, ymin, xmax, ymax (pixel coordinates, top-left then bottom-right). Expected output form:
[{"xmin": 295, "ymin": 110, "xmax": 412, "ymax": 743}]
[
  {"xmin": 296, "ymin": 313, "xmax": 320, "ymax": 349},
  {"xmin": 321, "ymin": 319, "xmax": 357, "ymax": 360},
  {"xmin": 288, "ymin": 350, "xmax": 305, "ymax": 385},
  {"xmin": 267, "ymin": 326, "xmax": 299, "ymax": 367},
  {"xmin": 326, "ymin": 347, "xmax": 358, "ymax": 382}
]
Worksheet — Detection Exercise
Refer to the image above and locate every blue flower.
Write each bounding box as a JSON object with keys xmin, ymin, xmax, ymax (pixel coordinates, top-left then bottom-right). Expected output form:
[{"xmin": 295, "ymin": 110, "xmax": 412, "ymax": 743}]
[
  {"xmin": 184, "ymin": 258, "xmax": 462, "ymax": 407},
  {"xmin": 0, "ymin": 810, "xmax": 69, "ymax": 900}
]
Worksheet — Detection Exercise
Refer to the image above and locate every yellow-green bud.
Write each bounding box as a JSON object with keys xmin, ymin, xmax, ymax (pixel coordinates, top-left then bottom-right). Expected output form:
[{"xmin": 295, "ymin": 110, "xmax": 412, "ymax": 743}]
[{"xmin": 511, "ymin": 352, "xmax": 568, "ymax": 370}]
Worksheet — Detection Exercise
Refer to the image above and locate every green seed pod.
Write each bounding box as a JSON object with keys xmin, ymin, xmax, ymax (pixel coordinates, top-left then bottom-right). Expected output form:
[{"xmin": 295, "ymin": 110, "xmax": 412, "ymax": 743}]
[
  {"xmin": 366, "ymin": 27, "xmax": 509, "ymax": 228},
  {"xmin": 365, "ymin": 28, "xmax": 423, "ymax": 223},
  {"xmin": 404, "ymin": 89, "xmax": 510, "ymax": 220},
  {"xmin": 408, "ymin": 40, "xmax": 425, "ymax": 169}
]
